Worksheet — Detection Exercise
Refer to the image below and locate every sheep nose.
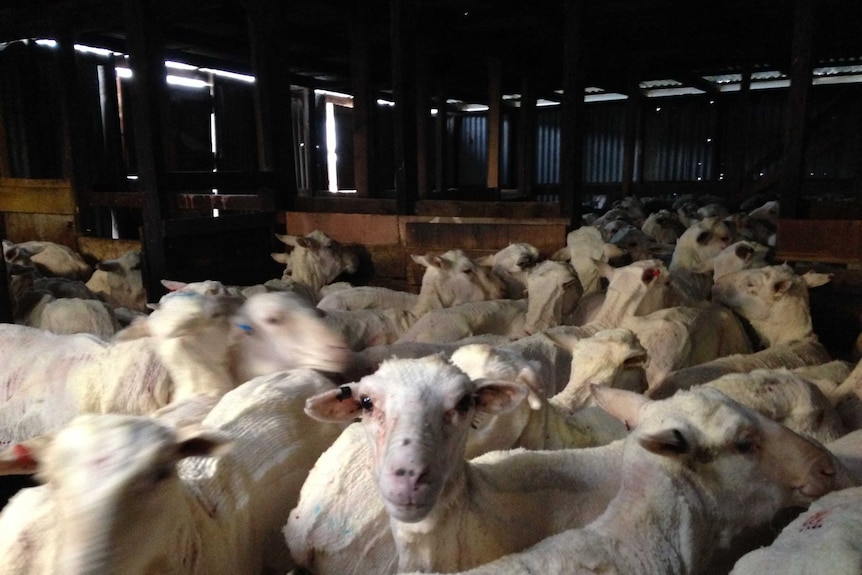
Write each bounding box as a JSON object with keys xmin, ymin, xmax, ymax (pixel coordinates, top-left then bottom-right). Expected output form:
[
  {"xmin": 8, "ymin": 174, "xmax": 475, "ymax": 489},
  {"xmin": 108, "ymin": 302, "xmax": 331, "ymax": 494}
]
[{"xmin": 392, "ymin": 465, "xmax": 432, "ymax": 491}]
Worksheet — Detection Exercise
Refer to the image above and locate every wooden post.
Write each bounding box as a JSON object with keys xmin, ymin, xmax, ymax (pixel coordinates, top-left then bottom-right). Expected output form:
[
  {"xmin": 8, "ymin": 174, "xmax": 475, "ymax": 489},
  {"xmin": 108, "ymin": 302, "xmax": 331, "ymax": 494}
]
[
  {"xmin": 351, "ymin": 6, "xmax": 374, "ymax": 198},
  {"xmin": 123, "ymin": 0, "xmax": 171, "ymax": 300},
  {"xmin": 55, "ymin": 26, "xmax": 91, "ymax": 238},
  {"xmin": 621, "ymin": 72, "xmax": 641, "ymax": 197},
  {"xmin": 416, "ymin": 38, "xmax": 431, "ymax": 200},
  {"xmin": 390, "ymin": 0, "xmax": 419, "ymax": 215},
  {"xmin": 247, "ymin": 0, "xmax": 298, "ymax": 210},
  {"xmin": 434, "ymin": 88, "xmax": 447, "ymax": 196},
  {"xmin": 728, "ymin": 65, "xmax": 752, "ymax": 201},
  {"xmin": 486, "ymin": 57, "xmax": 503, "ymax": 194},
  {"xmin": 780, "ymin": 0, "xmax": 814, "ymax": 219},
  {"xmin": 560, "ymin": 0, "xmax": 586, "ymax": 229},
  {"xmin": 99, "ymin": 55, "xmax": 127, "ymax": 194},
  {"xmin": 0, "ymin": 84, "xmax": 9, "ymax": 178},
  {"xmin": 517, "ymin": 73, "xmax": 537, "ymax": 199}
]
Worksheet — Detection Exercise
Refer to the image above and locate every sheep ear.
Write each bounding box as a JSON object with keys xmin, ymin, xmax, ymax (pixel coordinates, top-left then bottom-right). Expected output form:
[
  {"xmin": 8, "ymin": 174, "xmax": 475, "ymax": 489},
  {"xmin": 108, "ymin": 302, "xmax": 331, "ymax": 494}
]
[
  {"xmin": 97, "ymin": 259, "xmax": 124, "ymax": 273},
  {"xmin": 550, "ymin": 247, "xmax": 570, "ymax": 262},
  {"xmin": 304, "ymin": 384, "xmax": 363, "ymax": 422},
  {"xmin": 590, "ymin": 386, "xmax": 651, "ymax": 429},
  {"xmin": 542, "ymin": 329, "xmax": 580, "ymax": 352},
  {"xmin": 0, "ymin": 434, "xmax": 55, "ymax": 476},
  {"xmin": 594, "ymin": 258, "xmax": 615, "ymax": 280},
  {"xmin": 801, "ymin": 271, "xmax": 832, "ymax": 289},
  {"xmin": 473, "ymin": 380, "xmax": 529, "ymax": 415},
  {"xmin": 174, "ymin": 427, "xmax": 232, "ymax": 459},
  {"xmin": 474, "ymin": 254, "xmax": 494, "ymax": 267},
  {"xmin": 638, "ymin": 428, "xmax": 691, "ymax": 456},
  {"xmin": 275, "ymin": 233, "xmax": 299, "ymax": 247},
  {"xmin": 271, "ymin": 252, "xmax": 289, "ymax": 264},
  {"xmin": 161, "ymin": 279, "xmax": 188, "ymax": 291}
]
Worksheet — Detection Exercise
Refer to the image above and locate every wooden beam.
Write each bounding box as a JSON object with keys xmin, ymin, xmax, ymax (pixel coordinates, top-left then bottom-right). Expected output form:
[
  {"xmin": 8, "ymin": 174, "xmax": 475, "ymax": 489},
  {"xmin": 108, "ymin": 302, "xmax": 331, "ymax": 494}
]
[
  {"xmin": 0, "ymin": 178, "xmax": 75, "ymax": 214},
  {"xmin": 517, "ymin": 73, "xmax": 537, "ymax": 199},
  {"xmin": 350, "ymin": 7, "xmax": 374, "ymax": 198},
  {"xmin": 560, "ymin": 0, "xmax": 586, "ymax": 228},
  {"xmin": 434, "ymin": 88, "xmax": 447, "ymax": 196},
  {"xmin": 621, "ymin": 66, "xmax": 642, "ymax": 197},
  {"xmin": 246, "ymin": 0, "xmax": 298, "ymax": 210},
  {"xmin": 779, "ymin": 0, "xmax": 814, "ymax": 219},
  {"xmin": 485, "ymin": 57, "xmax": 503, "ymax": 193},
  {"xmin": 390, "ymin": 0, "xmax": 419, "ymax": 215},
  {"xmin": 123, "ymin": 0, "xmax": 171, "ymax": 300},
  {"xmin": 416, "ymin": 37, "xmax": 431, "ymax": 200}
]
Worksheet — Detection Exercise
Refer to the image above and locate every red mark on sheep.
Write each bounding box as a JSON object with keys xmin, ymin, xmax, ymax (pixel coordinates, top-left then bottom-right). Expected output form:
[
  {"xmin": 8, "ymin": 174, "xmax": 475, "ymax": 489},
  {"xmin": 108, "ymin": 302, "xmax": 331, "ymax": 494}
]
[
  {"xmin": 800, "ymin": 509, "xmax": 828, "ymax": 531},
  {"xmin": 12, "ymin": 444, "xmax": 37, "ymax": 469}
]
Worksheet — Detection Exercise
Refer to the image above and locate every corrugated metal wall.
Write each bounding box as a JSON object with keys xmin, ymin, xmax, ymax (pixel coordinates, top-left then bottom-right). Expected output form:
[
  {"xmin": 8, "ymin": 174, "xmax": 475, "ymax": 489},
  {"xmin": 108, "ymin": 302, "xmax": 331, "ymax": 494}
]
[{"xmin": 643, "ymin": 97, "xmax": 718, "ymax": 182}]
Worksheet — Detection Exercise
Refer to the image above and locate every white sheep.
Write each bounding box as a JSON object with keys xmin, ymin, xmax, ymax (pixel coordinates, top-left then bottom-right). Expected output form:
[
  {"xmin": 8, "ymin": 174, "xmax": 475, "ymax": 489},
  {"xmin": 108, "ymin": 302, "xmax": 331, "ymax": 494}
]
[
  {"xmin": 319, "ymin": 250, "xmax": 506, "ymax": 350},
  {"xmin": 2, "ymin": 240, "xmax": 92, "ymax": 280},
  {"xmin": 648, "ymin": 264, "xmax": 833, "ymax": 398},
  {"xmin": 85, "ymin": 250, "xmax": 148, "ymax": 313},
  {"xmin": 474, "ymin": 242, "xmax": 541, "ymax": 299},
  {"xmin": 401, "ymin": 386, "xmax": 847, "ymax": 575},
  {"xmin": 270, "ymin": 229, "xmax": 359, "ymax": 301},
  {"xmin": 394, "ymin": 260, "xmax": 582, "ymax": 344},
  {"xmin": 288, "ymin": 355, "xmax": 625, "ymax": 574},
  {"xmin": 668, "ymin": 216, "xmax": 737, "ymax": 303},
  {"xmin": 730, "ymin": 485, "xmax": 862, "ymax": 575},
  {"xmin": 641, "ymin": 209, "xmax": 684, "ymax": 245},
  {"xmin": 708, "ymin": 239, "xmax": 770, "ymax": 280},
  {"xmin": 0, "ymin": 369, "xmax": 348, "ymax": 574},
  {"xmin": 704, "ymin": 368, "xmax": 847, "ymax": 443},
  {"xmin": 0, "ymin": 291, "xmax": 351, "ymax": 442}
]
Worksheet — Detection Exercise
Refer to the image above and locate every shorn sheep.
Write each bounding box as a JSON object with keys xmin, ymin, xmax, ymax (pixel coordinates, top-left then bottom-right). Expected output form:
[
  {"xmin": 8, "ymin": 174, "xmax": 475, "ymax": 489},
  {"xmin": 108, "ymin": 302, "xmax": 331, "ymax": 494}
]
[
  {"xmin": 648, "ymin": 263, "xmax": 833, "ymax": 399},
  {"xmin": 284, "ymin": 331, "xmax": 642, "ymax": 575},
  {"xmin": 403, "ymin": 386, "xmax": 848, "ymax": 575},
  {"xmin": 0, "ymin": 369, "xmax": 349, "ymax": 574},
  {"xmin": 730, "ymin": 485, "xmax": 862, "ymax": 575},
  {"xmin": 296, "ymin": 358, "xmax": 846, "ymax": 574}
]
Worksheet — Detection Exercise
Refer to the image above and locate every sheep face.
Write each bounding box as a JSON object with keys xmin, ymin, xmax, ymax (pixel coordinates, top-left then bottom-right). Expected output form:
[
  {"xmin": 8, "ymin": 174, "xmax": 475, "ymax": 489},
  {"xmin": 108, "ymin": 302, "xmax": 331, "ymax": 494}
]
[
  {"xmin": 595, "ymin": 386, "xmax": 841, "ymax": 545},
  {"xmin": 15, "ymin": 414, "xmax": 226, "ymax": 574},
  {"xmin": 235, "ymin": 291, "xmax": 352, "ymax": 377},
  {"xmin": 304, "ymin": 355, "xmax": 527, "ymax": 523}
]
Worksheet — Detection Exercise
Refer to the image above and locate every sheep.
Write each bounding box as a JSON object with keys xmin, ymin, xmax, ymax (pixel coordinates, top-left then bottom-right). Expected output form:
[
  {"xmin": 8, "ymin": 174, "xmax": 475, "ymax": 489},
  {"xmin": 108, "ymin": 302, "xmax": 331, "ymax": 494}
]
[
  {"xmin": 0, "ymin": 290, "xmax": 351, "ymax": 442},
  {"xmin": 401, "ymin": 386, "xmax": 847, "ymax": 575},
  {"xmin": 703, "ymin": 368, "xmax": 847, "ymax": 443},
  {"xmin": 302, "ymin": 367, "xmax": 846, "ymax": 574},
  {"xmin": 25, "ymin": 296, "xmax": 121, "ymax": 339},
  {"xmin": 708, "ymin": 240, "xmax": 770, "ymax": 280},
  {"xmin": 552, "ymin": 226, "xmax": 611, "ymax": 294},
  {"xmin": 85, "ymin": 249, "xmax": 148, "ymax": 313},
  {"xmin": 319, "ymin": 250, "xmax": 507, "ymax": 350},
  {"xmin": 608, "ymin": 225, "xmax": 674, "ymax": 263},
  {"xmin": 0, "ymin": 368, "xmax": 349, "ymax": 574},
  {"xmin": 394, "ymin": 260, "xmax": 582, "ymax": 344},
  {"xmin": 648, "ymin": 264, "xmax": 834, "ymax": 399},
  {"xmin": 317, "ymin": 285, "xmax": 420, "ymax": 312},
  {"xmin": 455, "ymin": 329, "xmax": 644, "ymax": 455},
  {"xmin": 730, "ymin": 486, "xmax": 862, "ymax": 575},
  {"xmin": 354, "ymin": 258, "xmax": 675, "ymax": 392},
  {"xmin": 270, "ymin": 229, "xmax": 359, "ymax": 301},
  {"xmin": 668, "ymin": 216, "xmax": 737, "ymax": 303},
  {"xmin": 474, "ymin": 242, "xmax": 541, "ymax": 299},
  {"xmin": 641, "ymin": 208, "xmax": 685, "ymax": 245},
  {"xmin": 288, "ymin": 355, "xmax": 624, "ymax": 575},
  {"xmin": 2, "ymin": 240, "xmax": 92, "ymax": 280}
]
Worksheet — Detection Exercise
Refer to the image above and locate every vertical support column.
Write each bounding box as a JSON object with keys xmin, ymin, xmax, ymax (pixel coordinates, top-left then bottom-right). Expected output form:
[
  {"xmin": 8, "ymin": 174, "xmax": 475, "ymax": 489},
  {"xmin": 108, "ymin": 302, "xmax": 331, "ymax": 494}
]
[
  {"xmin": 486, "ymin": 57, "xmax": 503, "ymax": 194},
  {"xmin": 434, "ymin": 88, "xmax": 448, "ymax": 196},
  {"xmin": 416, "ymin": 38, "xmax": 431, "ymax": 200},
  {"xmin": 517, "ymin": 73, "xmax": 536, "ymax": 199},
  {"xmin": 621, "ymin": 69, "xmax": 641, "ymax": 197},
  {"xmin": 391, "ymin": 0, "xmax": 419, "ymax": 215},
  {"xmin": 560, "ymin": 0, "xmax": 586, "ymax": 228},
  {"xmin": 780, "ymin": 0, "xmax": 814, "ymax": 219},
  {"xmin": 247, "ymin": 0, "xmax": 298, "ymax": 209},
  {"xmin": 55, "ymin": 26, "xmax": 91, "ymax": 239},
  {"xmin": 728, "ymin": 65, "xmax": 752, "ymax": 200},
  {"xmin": 351, "ymin": 6, "xmax": 374, "ymax": 198},
  {"xmin": 99, "ymin": 55, "xmax": 127, "ymax": 194},
  {"xmin": 123, "ymin": 0, "xmax": 171, "ymax": 300}
]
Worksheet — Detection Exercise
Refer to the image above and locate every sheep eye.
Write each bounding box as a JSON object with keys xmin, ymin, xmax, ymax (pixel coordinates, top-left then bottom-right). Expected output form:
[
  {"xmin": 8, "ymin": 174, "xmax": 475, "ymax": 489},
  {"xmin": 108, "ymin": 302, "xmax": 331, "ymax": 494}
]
[
  {"xmin": 152, "ymin": 463, "xmax": 173, "ymax": 483},
  {"xmin": 735, "ymin": 440, "xmax": 754, "ymax": 454},
  {"xmin": 360, "ymin": 396, "xmax": 374, "ymax": 411},
  {"xmin": 456, "ymin": 394, "xmax": 475, "ymax": 413}
]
